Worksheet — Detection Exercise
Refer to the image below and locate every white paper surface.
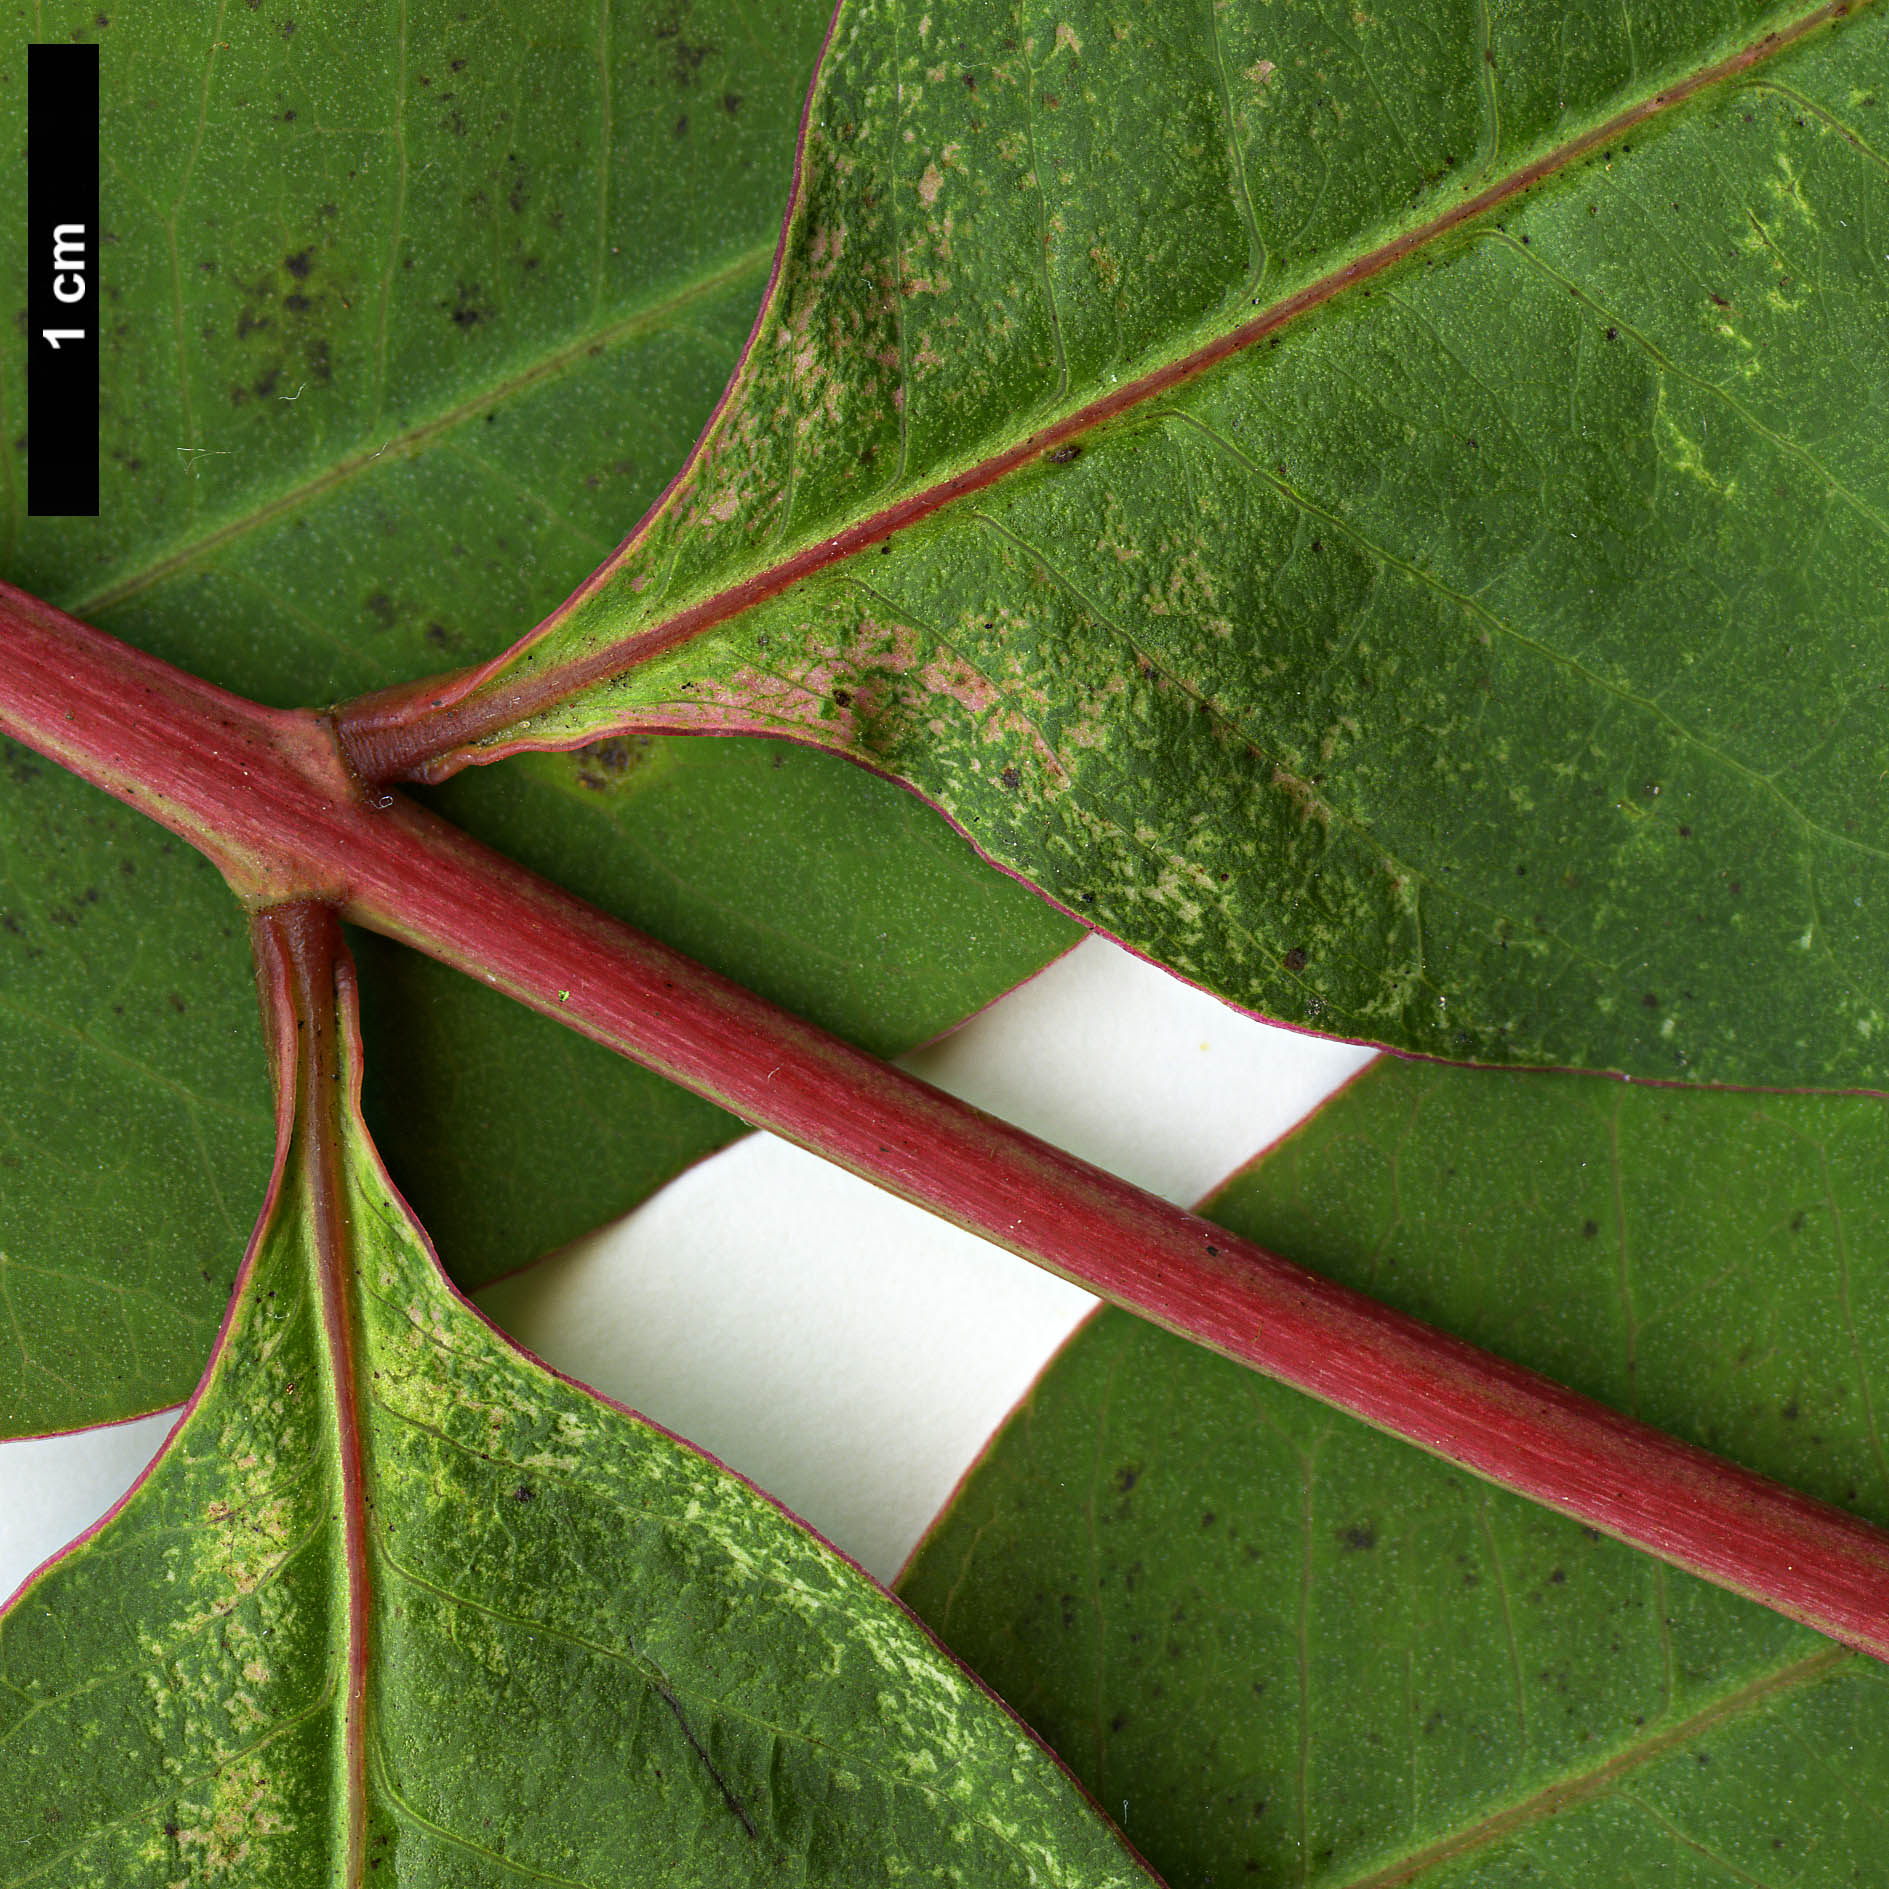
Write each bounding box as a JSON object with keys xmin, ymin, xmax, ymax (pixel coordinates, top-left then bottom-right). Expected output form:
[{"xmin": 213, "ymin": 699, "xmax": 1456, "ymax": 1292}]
[{"xmin": 0, "ymin": 936, "xmax": 1373, "ymax": 1597}]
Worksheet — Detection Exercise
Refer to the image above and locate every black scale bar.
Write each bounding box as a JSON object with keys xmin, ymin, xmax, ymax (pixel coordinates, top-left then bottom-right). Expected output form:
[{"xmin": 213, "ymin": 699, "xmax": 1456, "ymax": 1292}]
[{"xmin": 27, "ymin": 42, "xmax": 100, "ymax": 518}]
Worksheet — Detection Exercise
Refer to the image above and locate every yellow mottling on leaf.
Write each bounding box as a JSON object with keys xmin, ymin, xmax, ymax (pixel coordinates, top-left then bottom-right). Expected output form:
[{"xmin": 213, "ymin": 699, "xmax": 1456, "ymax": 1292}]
[{"xmin": 173, "ymin": 1755, "xmax": 292, "ymax": 1880}]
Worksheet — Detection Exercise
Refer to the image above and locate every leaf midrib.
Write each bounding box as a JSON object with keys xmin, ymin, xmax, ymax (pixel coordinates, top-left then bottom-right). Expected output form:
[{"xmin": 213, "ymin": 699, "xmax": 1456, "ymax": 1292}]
[
  {"xmin": 65, "ymin": 242, "xmax": 778, "ymax": 621},
  {"xmin": 423, "ymin": 0, "xmax": 1866, "ymax": 770},
  {"xmin": 1334, "ymin": 1644, "xmax": 1853, "ymax": 1889}
]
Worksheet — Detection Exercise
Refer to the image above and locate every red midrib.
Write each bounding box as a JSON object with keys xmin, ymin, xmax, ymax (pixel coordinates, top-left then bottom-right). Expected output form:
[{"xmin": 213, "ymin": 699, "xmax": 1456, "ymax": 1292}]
[
  {"xmin": 261, "ymin": 907, "xmax": 373, "ymax": 1882},
  {"xmin": 333, "ymin": 0, "xmax": 1864, "ymax": 785}
]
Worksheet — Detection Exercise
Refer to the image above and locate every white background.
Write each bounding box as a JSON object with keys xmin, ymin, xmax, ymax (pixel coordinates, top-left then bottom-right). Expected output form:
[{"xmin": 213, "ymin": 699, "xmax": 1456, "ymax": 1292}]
[{"xmin": 0, "ymin": 936, "xmax": 1373, "ymax": 1597}]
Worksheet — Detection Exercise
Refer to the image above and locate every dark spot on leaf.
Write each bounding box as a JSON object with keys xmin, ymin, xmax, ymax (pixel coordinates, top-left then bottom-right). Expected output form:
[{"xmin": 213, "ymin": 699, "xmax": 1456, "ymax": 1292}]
[
  {"xmin": 1114, "ymin": 1465, "xmax": 1138, "ymax": 1494},
  {"xmin": 1790, "ymin": 1211, "xmax": 1807, "ymax": 1233},
  {"xmin": 446, "ymin": 285, "xmax": 489, "ymax": 329},
  {"xmin": 1549, "ymin": 1567, "xmax": 1566, "ymax": 1584},
  {"xmin": 831, "ymin": 688, "xmax": 852, "ymax": 708},
  {"xmin": 1606, "ymin": 327, "xmax": 1618, "ymax": 340},
  {"xmin": 513, "ymin": 1485, "xmax": 535, "ymax": 1501},
  {"xmin": 1582, "ymin": 1219, "xmax": 1599, "ymax": 1238},
  {"xmin": 1000, "ymin": 765, "xmax": 1021, "ymax": 789},
  {"xmin": 722, "ymin": 92, "xmax": 741, "ymax": 113},
  {"xmin": 675, "ymin": 114, "xmax": 688, "ymax": 136},
  {"xmin": 424, "ymin": 622, "xmax": 458, "ymax": 650},
  {"xmin": 653, "ymin": 2, "xmax": 717, "ymax": 87},
  {"xmin": 285, "ymin": 250, "xmax": 313, "ymax": 279},
  {"xmin": 572, "ymin": 736, "xmax": 651, "ymax": 788},
  {"xmin": 1045, "ymin": 443, "xmax": 1082, "ymax": 465},
  {"xmin": 1641, "ymin": 992, "xmax": 1658, "ymax": 1008},
  {"xmin": 1282, "ymin": 946, "xmax": 1308, "ymax": 973},
  {"xmin": 167, "ymin": 993, "xmax": 186, "ymax": 1013},
  {"xmin": 364, "ymin": 592, "xmax": 395, "ymax": 626},
  {"xmin": 284, "ymin": 292, "xmax": 311, "ymax": 313},
  {"xmin": 236, "ymin": 310, "xmax": 270, "ymax": 339},
  {"xmin": 1339, "ymin": 1524, "xmax": 1376, "ymax": 1551}
]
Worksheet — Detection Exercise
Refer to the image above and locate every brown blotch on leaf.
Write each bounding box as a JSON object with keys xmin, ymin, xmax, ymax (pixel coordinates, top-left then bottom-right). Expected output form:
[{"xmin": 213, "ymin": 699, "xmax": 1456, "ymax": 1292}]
[
  {"xmin": 1282, "ymin": 946, "xmax": 1308, "ymax": 973},
  {"xmin": 1044, "ymin": 443, "xmax": 1082, "ymax": 465}
]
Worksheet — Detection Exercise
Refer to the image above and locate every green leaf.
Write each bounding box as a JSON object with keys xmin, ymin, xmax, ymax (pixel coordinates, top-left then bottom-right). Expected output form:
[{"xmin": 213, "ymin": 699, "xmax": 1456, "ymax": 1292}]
[
  {"xmin": 897, "ymin": 1056, "xmax": 1889, "ymax": 1885},
  {"xmin": 0, "ymin": 918, "xmax": 1152, "ymax": 1888},
  {"xmin": 13, "ymin": 0, "xmax": 819, "ymax": 697},
  {"xmin": 0, "ymin": 743, "xmax": 273, "ymax": 1437},
  {"xmin": 0, "ymin": 0, "xmax": 1074, "ymax": 1423},
  {"xmin": 460, "ymin": 0, "xmax": 1889, "ymax": 1086}
]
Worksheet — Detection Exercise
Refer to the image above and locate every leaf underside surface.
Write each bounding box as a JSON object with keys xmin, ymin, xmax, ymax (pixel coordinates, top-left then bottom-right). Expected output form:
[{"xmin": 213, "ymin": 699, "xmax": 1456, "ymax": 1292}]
[
  {"xmin": 0, "ymin": 748, "xmax": 273, "ymax": 1437},
  {"xmin": 464, "ymin": 0, "xmax": 1889, "ymax": 1088},
  {"xmin": 0, "ymin": 922, "xmax": 1153, "ymax": 1889},
  {"xmin": 0, "ymin": 0, "xmax": 1074, "ymax": 1429},
  {"xmin": 6, "ymin": 1, "xmax": 1889, "ymax": 1874},
  {"xmin": 900, "ymin": 1057, "xmax": 1889, "ymax": 1886}
]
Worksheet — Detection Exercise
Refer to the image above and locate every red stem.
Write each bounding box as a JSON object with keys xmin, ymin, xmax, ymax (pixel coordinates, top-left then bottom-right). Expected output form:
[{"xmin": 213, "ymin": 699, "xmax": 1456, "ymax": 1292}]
[{"xmin": 5, "ymin": 583, "xmax": 1888, "ymax": 1657}]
